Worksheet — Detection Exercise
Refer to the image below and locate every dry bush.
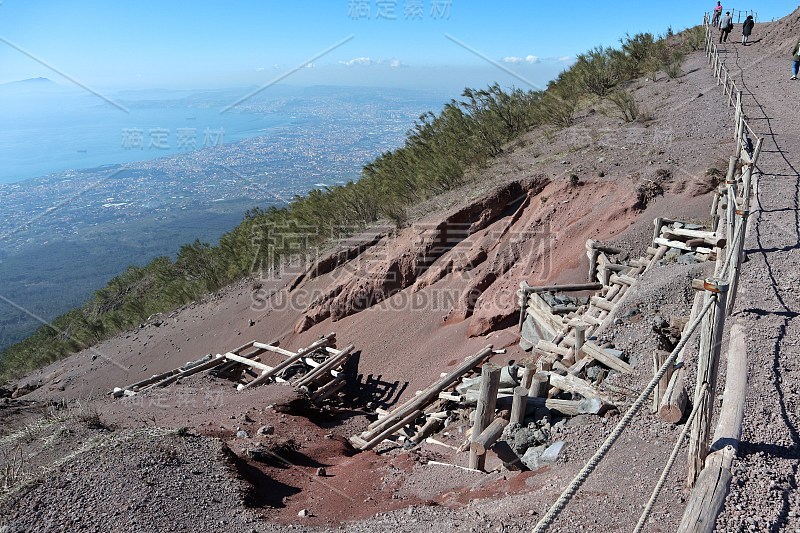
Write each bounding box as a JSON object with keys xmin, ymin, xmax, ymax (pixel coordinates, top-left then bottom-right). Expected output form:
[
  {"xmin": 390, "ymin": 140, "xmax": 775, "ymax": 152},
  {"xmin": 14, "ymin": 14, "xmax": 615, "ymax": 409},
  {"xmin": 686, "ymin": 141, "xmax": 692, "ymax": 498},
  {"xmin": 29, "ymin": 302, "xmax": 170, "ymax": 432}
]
[
  {"xmin": 607, "ymin": 90, "xmax": 639, "ymax": 122},
  {"xmin": 636, "ymin": 179, "xmax": 665, "ymax": 208},
  {"xmin": 1, "ymin": 445, "xmax": 26, "ymax": 492}
]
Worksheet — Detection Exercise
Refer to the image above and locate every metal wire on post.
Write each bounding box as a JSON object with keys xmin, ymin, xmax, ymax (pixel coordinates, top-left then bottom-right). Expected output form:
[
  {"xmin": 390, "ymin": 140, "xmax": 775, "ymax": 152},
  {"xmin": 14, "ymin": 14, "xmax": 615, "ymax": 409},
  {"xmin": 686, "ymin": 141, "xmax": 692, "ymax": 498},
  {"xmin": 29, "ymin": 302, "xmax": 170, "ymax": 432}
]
[{"xmin": 531, "ymin": 296, "xmax": 716, "ymax": 533}]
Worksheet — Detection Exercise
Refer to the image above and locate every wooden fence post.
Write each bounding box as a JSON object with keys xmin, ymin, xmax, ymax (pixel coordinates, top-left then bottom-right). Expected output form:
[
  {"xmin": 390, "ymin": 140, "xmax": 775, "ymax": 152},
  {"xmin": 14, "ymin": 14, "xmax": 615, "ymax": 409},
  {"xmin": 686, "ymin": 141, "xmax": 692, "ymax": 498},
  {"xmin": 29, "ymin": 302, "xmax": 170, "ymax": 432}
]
[
  {"xmin": 469, "ymin": 363, "xmax": 501, "ymax": 471},
  {"xmin": 726, "ymin": 209, "xmax": 749, "ymax": 314},
  {"xmin": 725, "ymin": 157, "xmax": 738, "ymax": 247},
  {"xmin": 687, "ymin": 279, "xmax": 729, "ymax": 486},
  {"xmin": 735, "ymin": 114, "xmax": 745, "ymax": 157}
]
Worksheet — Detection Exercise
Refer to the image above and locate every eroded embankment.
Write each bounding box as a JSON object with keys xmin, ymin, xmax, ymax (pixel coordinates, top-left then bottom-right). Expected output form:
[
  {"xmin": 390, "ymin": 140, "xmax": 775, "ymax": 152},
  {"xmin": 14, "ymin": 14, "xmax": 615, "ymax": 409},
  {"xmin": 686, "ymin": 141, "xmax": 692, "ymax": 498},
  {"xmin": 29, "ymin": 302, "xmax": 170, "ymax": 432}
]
[{"xmin": 289, "ymin": 175, "xmax": 642, "ymax": 339}]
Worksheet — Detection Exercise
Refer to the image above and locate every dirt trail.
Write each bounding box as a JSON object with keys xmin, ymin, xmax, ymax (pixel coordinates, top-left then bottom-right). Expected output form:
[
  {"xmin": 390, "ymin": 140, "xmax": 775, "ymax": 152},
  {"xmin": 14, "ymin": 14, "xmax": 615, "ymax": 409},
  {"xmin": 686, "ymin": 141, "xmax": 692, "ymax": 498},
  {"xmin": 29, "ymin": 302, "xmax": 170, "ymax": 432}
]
[{"xmin": 711, "ymin": 13, "xmax": 800, "ymax": 532}]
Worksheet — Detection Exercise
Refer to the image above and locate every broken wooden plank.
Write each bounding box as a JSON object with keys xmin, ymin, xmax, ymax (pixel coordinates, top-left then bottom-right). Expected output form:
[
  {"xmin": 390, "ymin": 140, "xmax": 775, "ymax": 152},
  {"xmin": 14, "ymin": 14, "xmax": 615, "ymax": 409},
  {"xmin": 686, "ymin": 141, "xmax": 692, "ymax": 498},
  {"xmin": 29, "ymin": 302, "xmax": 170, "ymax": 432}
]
[{"xmin": 580, "ymin": 341, "xmax": 633, "ymax": 374}]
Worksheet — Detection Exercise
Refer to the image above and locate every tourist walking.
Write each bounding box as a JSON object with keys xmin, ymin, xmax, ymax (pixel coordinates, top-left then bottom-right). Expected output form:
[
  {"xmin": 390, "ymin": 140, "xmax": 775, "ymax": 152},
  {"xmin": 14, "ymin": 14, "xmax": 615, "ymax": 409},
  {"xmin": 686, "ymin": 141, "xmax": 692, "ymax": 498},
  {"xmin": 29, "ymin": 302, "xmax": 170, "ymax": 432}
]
[
  {"xmin": 712, "ymin": 2, "xmax": 723, "ymax": 27},
  {"xmin": 719, "ymin": 12, "xmax": 733, "ymax": 43},
  {"xmin": 792, "ymin": 38, "xmax": 800, "ymax": 80},
  {"xmin": 742, "ymin": 15, "xmax": 754, "ymax": 45}
]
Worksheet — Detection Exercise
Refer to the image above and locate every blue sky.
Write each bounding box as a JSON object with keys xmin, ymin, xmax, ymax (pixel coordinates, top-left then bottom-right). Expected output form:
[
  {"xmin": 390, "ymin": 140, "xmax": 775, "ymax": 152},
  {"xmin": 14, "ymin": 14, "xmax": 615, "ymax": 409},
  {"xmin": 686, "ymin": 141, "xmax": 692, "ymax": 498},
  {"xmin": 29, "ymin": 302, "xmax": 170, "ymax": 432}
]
[{"xmin": 0, "ymin": 0, "xmax": 797, "ymax": 92}]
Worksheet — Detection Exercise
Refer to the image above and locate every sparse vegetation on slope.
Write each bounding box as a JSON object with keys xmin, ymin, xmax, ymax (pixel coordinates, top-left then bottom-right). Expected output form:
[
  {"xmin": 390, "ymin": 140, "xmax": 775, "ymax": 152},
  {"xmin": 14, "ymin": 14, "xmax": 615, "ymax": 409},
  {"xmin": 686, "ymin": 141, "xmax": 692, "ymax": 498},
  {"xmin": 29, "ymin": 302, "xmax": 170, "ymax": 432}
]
[{"xmin": 0, "ymin": 27, "xmax": 702, "ymax": 383}]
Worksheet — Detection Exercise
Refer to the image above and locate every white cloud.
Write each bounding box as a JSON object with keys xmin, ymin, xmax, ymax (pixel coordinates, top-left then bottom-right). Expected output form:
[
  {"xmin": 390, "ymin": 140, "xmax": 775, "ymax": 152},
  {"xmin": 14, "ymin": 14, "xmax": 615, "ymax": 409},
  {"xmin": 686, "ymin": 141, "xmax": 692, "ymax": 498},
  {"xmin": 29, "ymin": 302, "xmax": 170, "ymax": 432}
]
[
  {"xmin": 502, "ymin": 55, "xmax": 540, "ymax": 64},
  {"xmin": 388, "ymin": 58, "xmax": 404, "ymax": 68},
  {"xmin": 339, "ymin": 57, "xmax": 373, "ymax": 66},
  {"xmin": 558, "ymin": 56, "xmax": 573, "ymax": 62},
  {"xmin": 305, "ymin": 62, "xmax": 315, "ymax": 68}
]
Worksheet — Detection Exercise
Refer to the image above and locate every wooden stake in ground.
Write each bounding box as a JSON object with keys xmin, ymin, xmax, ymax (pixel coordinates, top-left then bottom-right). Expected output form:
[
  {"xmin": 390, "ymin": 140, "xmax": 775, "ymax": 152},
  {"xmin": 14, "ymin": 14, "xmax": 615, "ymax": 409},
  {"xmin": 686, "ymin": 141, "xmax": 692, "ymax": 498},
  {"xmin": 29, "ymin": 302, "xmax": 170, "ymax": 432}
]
[
  {"xmin": 651, "ymin": 350, "xmax": 672, "ymax": 413},
  {"xmin": 510, "ymin": 386, "xmax": 529, "ymax": 425},
  {"xmin": 469, "ymin": 363, "xmax": 501, "ymax": 471}
]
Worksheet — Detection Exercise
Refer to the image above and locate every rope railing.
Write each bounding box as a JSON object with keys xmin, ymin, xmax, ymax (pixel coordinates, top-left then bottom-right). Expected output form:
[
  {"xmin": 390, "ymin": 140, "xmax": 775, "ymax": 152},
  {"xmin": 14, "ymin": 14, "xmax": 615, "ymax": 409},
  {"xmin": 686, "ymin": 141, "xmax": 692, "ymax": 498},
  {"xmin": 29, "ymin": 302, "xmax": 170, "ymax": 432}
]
[
  {"xmin": 633, "ymin": 382, "xmax": 708, "ymax": 533},
  {"xmin": 673, "ymin": 15, "xmax": 763, "ymax": 532},
  {"xmin": 530, "ymin": 16, "xmax": 761, "ymax": 532},
  {"xmin": 531, "ymin": 297, "xmax": 716, "ymax": 533}
]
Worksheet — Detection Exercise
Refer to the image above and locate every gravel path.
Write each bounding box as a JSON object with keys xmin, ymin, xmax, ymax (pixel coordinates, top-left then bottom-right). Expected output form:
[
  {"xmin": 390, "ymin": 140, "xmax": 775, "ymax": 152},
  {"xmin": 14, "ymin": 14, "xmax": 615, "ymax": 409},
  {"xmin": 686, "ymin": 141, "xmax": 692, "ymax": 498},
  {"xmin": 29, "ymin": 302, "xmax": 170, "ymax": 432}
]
[{"xmin": 712, "ymin": 18, "xmax": 800, "ymax": 533}]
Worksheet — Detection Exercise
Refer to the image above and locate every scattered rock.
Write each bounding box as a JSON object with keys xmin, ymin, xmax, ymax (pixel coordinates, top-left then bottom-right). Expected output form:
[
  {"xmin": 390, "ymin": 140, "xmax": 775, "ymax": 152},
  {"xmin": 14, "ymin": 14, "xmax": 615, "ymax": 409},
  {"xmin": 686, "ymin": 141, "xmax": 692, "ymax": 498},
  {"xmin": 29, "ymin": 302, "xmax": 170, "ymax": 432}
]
[{"xmin": 257, "ymin": 425, "xmax": 275, "ymax": 436}]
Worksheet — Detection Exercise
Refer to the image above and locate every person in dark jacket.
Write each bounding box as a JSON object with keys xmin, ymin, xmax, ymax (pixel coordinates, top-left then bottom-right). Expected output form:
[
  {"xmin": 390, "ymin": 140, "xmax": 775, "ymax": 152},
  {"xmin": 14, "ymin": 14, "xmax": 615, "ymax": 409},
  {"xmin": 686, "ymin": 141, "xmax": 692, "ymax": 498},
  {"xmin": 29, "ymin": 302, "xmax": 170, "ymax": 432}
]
[
  {"xmin": 719, "ymin": 12, "xmax": 733, "ymax": 43},
  {"xmin": 792, "ymin": 39, "xmax": 800, "ymax": 80},
  {"xmin": 742, "ymin": 15, "xmax": 755, "ymax": 45}
]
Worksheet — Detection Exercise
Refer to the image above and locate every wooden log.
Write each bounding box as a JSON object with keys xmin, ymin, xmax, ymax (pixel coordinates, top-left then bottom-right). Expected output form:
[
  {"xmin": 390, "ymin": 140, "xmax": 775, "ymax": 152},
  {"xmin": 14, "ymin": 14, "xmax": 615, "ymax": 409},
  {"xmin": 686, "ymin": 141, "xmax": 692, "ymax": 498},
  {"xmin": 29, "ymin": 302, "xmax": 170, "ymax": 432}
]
[
  {"xmin": 586, "ymin": 239, "xmax": 624, "ymax": 255},
  {"xmin": 510, "ymin": 386, "xmax": 529, "ymax": 424},
  {"xmin": 678, "ymin": 446, "xmax": 735, "ymax": 533},
  {"xmin": 252, "ymin": 341, "xmax": 297, "ymax": 358},
  {"xmin": 496, "ymin": 396, "xmax": 609, "ymax": 416},
  {"xmin": 609, "ymin": 273, "xmax": 637, "ymax": 286},
  {"xmin": 548, "ymin": 373, "xmax": 612, "ymax": 404},
  {"xmin": 726, "ymin": 184, "xmax": 737, "ymax": 248},
  {"xmin": 364, "ymin": 346, "xmax": 493, "ymax": 435},
  {"xmin": 710, "ymin": 187, "xmax": 721, "ymax": 229},
  {"xmin": 309, "ymin": 375, "xmax": 345, "ymax": 403},
  {"xmin": 244, "ymin": 334, "xmax": 335, "ymax": 389},
  {"xmin": 438, "ymin": 392, "xmax": 462, "ymax": 402},
  {"xmin": 522, "ymin": 282, "xmax": 603, "ymax": 294},
  {"xmin": 295, "ymin": 344, "xmax": 355, "ymax": 387},
  {"xmin": 471, "ymin": 418, "xmax": 510, "ymax": 456},
  {"xmin": 152, "ymin": 354, "xmax": 227, "ymax": 389},
  {"xmin": 119, "ymin": 368, "xmax": 180, "ymax": 393},
  {"xmin": 568, "ymin": 356, "xmax": 591, "ymax": 376},
  {"xmin": 590, "ymin": 296, "xmax": 614, "ymax": 312},
  {"xmin": 223, "ymin": 352, "xmax": 272, "ymax": 373},
  {"xmin": 726, "ymin": 211, "xmax": 748, "ymax": 315},
  {"xmin": 654, "ymin": 237, "xmax": 712, "ymax": 253},
  {"xmin": 580, "ymin": 314, "xmax": 602, "ymax": 327},
  {"xmin": 711, "ymin": 323, "xmax": 747, "ymax": 453},
  {"xmin": 358, "ymin": 408, "xmax": 423, "ymax": 450},
  {"xmin": 410, "ymin": 414, "xmax": 444, "ymax": 444},
  {"xmin": 587, "ymin": 246, "xmax": 599, "ymax": 282},
  {"xmin": 526, "ymin": 300, "xmax": 562, "ymax": 338},
  {"xmin": 528, "ymin": 373, "xmax": 549, "ymax": 398},
  {"xmin": 536, "ymin": 340, "xmax": 571, "ymax": 357},
  {"xmin": 572, "ymin": 322, "xmax": 587, "ymax": 358},
  {"xmin": 688, "ymin": 280, "xmax": 729, "ymax": 486},
  {"xmin": 551, "ymin": 305, "xmax": 580, "ymax": 314},
  {"xmin": 651, "ymin": 350, "xmax": 672, "ymax": 413},
  {"xmin": 469, "ymin": 363, "xmax": 502, "ymax": 470},
  {"xmin": 580, "ymin": 341, "xmax": 633, "ymax": 374},
  {"xmin": 520, "ymin": 363, "xmax": 535, "ymax": 390},
  {"xmin": 659, "ymin": 368, "xmax": 688, "ymax": 423},
  {"xmin": 662, "ymin": 226, "xmax": 718, "ymax": 241},
  {"xmin": 652, "ymin": 217, "xmax": 665, "ymax": 246}
]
